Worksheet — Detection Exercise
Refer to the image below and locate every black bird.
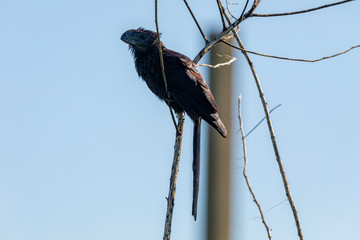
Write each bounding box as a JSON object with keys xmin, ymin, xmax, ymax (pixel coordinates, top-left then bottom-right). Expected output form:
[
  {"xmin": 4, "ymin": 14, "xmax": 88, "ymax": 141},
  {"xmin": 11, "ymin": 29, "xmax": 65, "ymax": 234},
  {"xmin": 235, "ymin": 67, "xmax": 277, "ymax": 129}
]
[{"xmin": 121, "ymin": 28, "xmax": 227, "ymax": 220}]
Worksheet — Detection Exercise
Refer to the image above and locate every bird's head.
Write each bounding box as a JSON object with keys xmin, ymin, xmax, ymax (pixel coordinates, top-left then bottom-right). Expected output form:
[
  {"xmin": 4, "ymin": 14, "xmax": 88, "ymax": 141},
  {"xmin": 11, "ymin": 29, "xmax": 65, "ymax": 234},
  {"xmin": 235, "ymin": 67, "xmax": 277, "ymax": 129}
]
[{"xmin": 121, "ymin": 28, "xmax": 161, "ymax": 52}]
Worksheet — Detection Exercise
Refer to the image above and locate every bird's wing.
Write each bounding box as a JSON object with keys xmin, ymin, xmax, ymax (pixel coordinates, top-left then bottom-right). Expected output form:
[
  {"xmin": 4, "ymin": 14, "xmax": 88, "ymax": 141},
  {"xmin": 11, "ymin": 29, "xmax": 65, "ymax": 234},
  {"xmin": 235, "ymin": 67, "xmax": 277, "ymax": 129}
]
[{"xmin": 163, "ymin": 49, "xmax": 218, "ymax": 120}]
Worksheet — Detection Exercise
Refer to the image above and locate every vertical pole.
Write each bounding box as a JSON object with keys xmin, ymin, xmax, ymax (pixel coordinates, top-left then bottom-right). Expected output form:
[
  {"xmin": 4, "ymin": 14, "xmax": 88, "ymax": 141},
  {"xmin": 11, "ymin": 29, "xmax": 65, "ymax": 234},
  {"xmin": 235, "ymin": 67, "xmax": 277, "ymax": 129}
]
[{"xmin": 207, "ymin": 40, "xmax": 232, "ymax": 240}]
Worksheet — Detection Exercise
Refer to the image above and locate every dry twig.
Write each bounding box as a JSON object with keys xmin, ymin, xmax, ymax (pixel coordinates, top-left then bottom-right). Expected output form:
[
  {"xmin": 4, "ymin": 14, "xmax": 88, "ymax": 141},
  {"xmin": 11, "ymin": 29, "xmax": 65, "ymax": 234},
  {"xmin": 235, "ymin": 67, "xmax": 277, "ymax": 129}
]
[
  {"xmin": 192, "ymin": 12, "xmax": 246, "ymax": 63},
  {"xmin": 240, "ymin": 0, "xmax": 251, "ymax": 21},
  {"xmin": 225, "ymin": 0, "xmax": 238, "ymax": 20},
  {"xmin": 238, "ymin": 94, "xmax": 273, "ymax": 240},
  {"xmin": 216, "ymin": 0, "xmax": 227, "ymax": 30},
  {"xmin": 183, "ymin": 0, "xmax": 208, "ymax": 42},
  {"xmin": 197, "ymin": 54, "xmax": 237, "ymax": 68},
  {"xmin": 163, "ymin": 113, "xmax": 185, "ymax": 240},
  {"xmin": 156, "ymin": 1, "xmax": 185, "ymax": 240},
  {"xmin": 240, "ymin": 30, "xmax": 305, "ymax": 240},
  {"xmin": 246, "ymin": 0, "xmax": 262, "ymax": 18},
  {"xmin": 155, "ymin": 0, "xmax": 179, "ymax": 133},
  {"xmin": 218, "ymin": 2, "xmax": 305, "ymax": 239},
  {"xmin": 222, "ymin": 27, "xmax": 240, "ymax": 41},
  {"xmin": 251, "ymin": 0, "xmax": 354, "ymax": 17},
  {"xmin": 160, "ymin": 0, "xmax": 355, "ymax": 239},
  {"xmin": 222, "ymin": 41, "xmax": 360, "ymax": 63},
  {"xmin": 192, "ymin": 0, "xmax": 353, "ymax": 63}
]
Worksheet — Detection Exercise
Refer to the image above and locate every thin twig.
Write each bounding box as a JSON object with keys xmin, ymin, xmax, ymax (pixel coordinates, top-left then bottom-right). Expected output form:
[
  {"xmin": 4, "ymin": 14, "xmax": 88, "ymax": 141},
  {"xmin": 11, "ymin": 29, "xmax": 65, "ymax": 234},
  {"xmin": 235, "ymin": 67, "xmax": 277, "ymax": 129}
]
[
  {"xmin": 156, "ymin": 2, "xmax": 186, "ymax": 240},
  {"xmin": 183, "ymin": 0, "xmax": 208, "ymax": 42},
  {"xmin": 238, "ymin": 94, "xmax": 273, "ymax": 240},
  {"xmin": 235, "ymin": 103, "xmax": 282, "ymax": 137},
  {"xmin": 190, "ymin": 0, "xmax": 257, "ymax": 64},
  {"xmin": 238, "ymin": 199, "xmax": 288, "ymax": 227},
  {"xmin": 163, "ymin": 113, "xmax": 185, "ymax": 240},
  {"xmin": 192, "ymin": 26, "xmax": 238, "ymax": 64},
  {"xmin": 225, "ymin": 0, "xmax": 238, "ymax": 20},
  {"xmin": 241, "ymin": 35, "xmax": 305, "ymax": 240},
  {"xmin": 222, "ymin": 41, "xmax": 360, "ymax": 62},
  {"xmin": 263, "ymin": 199, "xmax": 288, "ymax": 215},
  {"xmin": 240, "ymin": 0, "xmax": 251, "ymax": 22},
  {"xmin": 246, "ymin": 0, "xmax": 262, "ymax": 18},
  {"xmin": 216, "ymin": 0, "xmax": 227, "ymax": 30},
  {"xmin": 251, "ymin": 0, "xmax": 354, "ymax": 17},
  {"xmin": 219, "ymin": 2, "xmax": 304, "ymax": 240},
  {"xmin": 155, "ymin": 0, "xmax": 180, "ymax": 134},
  {"xmin": 239, "ymin": 24, "xmax": 306, "ymax": 240},
  {"xmin": 192, "ymin": 7, "xmax": 248, "ymax": 63},
  {"xmin": 154, "ymin": 0, "xmax": 168, "ymax": 100},
  {"xmin": 197, "ymin": 54, "xmax": 237, "ymax": 68}
]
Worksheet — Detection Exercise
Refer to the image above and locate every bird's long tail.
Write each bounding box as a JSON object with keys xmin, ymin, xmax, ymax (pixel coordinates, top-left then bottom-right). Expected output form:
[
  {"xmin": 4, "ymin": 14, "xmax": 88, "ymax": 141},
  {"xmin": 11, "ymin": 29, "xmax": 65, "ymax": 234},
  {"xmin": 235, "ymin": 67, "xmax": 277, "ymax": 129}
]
[{"xmin": 192, "ymin": 117, "xmax": 201, "ymax": 221}]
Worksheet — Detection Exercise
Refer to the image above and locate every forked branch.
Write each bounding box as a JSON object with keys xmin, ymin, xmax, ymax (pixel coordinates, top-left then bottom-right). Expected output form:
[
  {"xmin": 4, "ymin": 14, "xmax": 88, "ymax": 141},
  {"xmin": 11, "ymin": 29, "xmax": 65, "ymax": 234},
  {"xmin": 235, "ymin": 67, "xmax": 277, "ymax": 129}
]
[
  {"xmin": 183, "ymin": 0, "xmax": 208, "ymax": 42},
  {"xmin": 222, "ymin": 41, "xmax": 360, "ymax": 63},
  {"xmin": 238, "ymin": 94, "xmax": 273, "ymax": 240},
  {"xmin": 159, "ymin": 0, "xmax": 355, "ymax": 239},
  {"xmin": 251, "ymin": 0, "xmax": 354, "ymax": 17},
  {"xmin": 192, "ymin": 0, "xmax": 354, "ymax": 63},
  {"xmin": 218, "ymin": 2, "xmax": 304, "ymax": 239}
]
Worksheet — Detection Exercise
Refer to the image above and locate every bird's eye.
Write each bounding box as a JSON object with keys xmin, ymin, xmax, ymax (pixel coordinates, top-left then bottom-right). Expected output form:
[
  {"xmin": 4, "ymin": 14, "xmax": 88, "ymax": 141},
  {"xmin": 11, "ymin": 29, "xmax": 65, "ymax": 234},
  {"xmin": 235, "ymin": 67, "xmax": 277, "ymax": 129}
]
[{"xmin": 139, "ymin": 35, "xmax": 145, "ymax": 40}]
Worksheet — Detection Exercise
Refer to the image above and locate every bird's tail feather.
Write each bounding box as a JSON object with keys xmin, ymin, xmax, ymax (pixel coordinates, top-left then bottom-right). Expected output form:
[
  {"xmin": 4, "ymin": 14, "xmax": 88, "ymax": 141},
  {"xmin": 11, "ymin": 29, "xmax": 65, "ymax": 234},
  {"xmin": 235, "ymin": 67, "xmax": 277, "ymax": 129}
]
[
  {"xmin": 213, "ymin": 118, "xmax": 227, "ymax": 138},
  {"xmin": 192, "ymin": 117, "xmax": 201, "ymax": 221},
  {"xmin": 208, "ymin": 113, "xmax": 227, "ymax": 138}
]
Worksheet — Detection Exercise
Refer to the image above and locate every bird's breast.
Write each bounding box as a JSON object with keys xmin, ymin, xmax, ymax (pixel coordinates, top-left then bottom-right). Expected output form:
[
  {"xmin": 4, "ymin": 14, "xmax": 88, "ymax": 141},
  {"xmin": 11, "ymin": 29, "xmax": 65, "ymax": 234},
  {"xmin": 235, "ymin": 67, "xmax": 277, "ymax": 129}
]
[{"xmin": 134, "ymin": 54, "xmax": 168, "ymax": 101}]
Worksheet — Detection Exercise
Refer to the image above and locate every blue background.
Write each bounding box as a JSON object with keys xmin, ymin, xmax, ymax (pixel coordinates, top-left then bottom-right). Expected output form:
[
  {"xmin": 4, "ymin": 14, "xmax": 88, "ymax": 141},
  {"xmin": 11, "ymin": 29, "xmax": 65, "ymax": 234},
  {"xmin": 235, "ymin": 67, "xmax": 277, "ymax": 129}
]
[{"xmin": 0, "ymin": 1, "xmax": 359, "ymax": 239}]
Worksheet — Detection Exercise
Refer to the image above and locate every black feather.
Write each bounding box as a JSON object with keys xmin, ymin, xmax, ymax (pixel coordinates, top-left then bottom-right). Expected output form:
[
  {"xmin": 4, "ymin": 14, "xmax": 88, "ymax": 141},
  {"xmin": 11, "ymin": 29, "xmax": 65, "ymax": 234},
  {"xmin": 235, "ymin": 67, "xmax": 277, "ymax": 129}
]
[{"xmin": 192, "ymin": 117, "xmax": 201, "ymax": 220}]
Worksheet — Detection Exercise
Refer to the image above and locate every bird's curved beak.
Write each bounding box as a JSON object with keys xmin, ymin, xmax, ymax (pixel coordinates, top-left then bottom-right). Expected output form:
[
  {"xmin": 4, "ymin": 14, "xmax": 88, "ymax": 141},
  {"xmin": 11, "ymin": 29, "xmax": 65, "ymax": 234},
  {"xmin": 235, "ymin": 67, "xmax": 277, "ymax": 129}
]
[{"xmin": 121, "ymin": 29, "xmax": 136, "ymax": 45}]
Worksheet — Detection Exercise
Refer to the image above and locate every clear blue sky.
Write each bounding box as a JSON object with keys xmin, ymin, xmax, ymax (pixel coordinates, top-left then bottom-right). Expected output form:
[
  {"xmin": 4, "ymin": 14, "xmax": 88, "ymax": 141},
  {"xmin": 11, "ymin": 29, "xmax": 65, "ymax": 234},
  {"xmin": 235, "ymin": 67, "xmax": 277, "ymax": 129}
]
[{"xmin": 0, "ymin": 1, "xmax": 359, "ymax": 240}]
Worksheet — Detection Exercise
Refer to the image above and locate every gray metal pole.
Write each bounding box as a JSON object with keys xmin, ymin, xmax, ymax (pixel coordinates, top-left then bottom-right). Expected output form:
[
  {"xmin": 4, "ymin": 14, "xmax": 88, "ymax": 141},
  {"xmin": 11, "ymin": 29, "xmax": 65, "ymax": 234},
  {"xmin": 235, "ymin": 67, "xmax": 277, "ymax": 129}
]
[{"xmin": 207, "ymin": 41, "xmax": 232, "ymax": 240}]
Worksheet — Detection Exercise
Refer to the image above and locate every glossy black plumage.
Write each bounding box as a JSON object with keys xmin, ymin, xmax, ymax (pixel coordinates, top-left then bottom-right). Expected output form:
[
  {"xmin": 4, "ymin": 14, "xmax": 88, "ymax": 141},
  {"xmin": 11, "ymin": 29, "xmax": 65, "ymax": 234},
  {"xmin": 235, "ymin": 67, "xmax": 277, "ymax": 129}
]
[{"xmin": 121, "ymin": 28, "xmax": 227, "ymax": 220}]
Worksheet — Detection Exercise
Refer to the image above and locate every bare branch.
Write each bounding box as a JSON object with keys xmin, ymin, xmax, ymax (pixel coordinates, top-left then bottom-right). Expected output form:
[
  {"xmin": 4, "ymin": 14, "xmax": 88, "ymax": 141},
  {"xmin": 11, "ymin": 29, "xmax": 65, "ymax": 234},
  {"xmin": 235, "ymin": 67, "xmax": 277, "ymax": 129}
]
[
  {"xmin": 251, "ymin": 0, "xmax": 354, "ymax": 17},
  {"xmin": 192, "ymin": 22, "xmax": 241, "ymax": 63},
  {"xmin": 155, "ymin": 0, "xmax": 180, "ymax": 134},
  {"xmin": 191, "ymin": 3, "xmax": 250, "ymax": 63},
  {"xmin": 245, "ymin": 0, "xmax": 262, "ymax": 17},
  {"xmin": 218, "ymin": 2, "xmax": 305, "ymax": 240},
  {"xmin": 197, "ymin": 54, "xmax": 237, "ymax": 68},
  {"xmin": 189, "ymin": 0, "xmax": 256, "ymax": 63},
  {"xmin": 156, "ymin": 3, "xmax": 186, "ymax": 239},
  {"xmin": 190, "ymin": 0, "xmax": 354, "ymax": 63},
  {"xmin": 154, "ymin": 0, "xmax": 355, "ymax": 239},
  {"xmin": 216, "ymin": 0, "xmax": 227, "ymax": 30},
  {"xmin": 163, "ymin": 113, "xmax": 185, "ymax": 240},
  {"xmin": 222, "ymin": 41, "xmax": 360, "ymax": 62},
  {"xmin": 225, "ymin": 0, "xmax": 238, "ymax": 20},
  {"xmin": 238, "ymin": 94, "xmax": 273, "ymax": 240},
  {"xmin": 183, "ymin": 0, "xmax": 208, "ymax": 42},
  {"xmin": 239, "ymin": 34, "xmax": 305, "ymax": 240},
  {"xmin": 240, "ymin": 0, "xmax": 251, "ymax": 21}
]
